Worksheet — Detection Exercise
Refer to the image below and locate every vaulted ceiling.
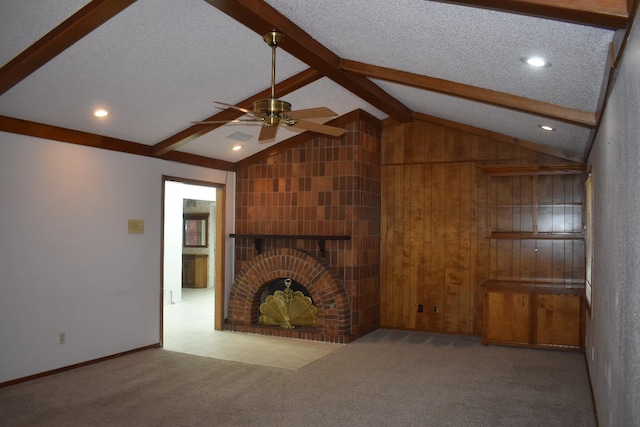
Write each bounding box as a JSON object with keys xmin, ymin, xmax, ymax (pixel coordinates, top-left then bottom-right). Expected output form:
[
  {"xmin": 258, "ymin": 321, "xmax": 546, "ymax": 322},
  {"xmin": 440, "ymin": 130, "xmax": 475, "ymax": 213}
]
[{"xmin": 1, "ymin": 0, "xmax": 637, "ymax": 170}]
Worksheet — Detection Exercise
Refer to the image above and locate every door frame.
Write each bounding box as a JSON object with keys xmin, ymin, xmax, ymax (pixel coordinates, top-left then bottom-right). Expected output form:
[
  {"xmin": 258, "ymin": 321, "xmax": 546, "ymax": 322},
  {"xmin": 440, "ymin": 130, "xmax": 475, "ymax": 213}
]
[{"xmin": 160, "ymin": 175, "xmax": 227, "ymax": 345}]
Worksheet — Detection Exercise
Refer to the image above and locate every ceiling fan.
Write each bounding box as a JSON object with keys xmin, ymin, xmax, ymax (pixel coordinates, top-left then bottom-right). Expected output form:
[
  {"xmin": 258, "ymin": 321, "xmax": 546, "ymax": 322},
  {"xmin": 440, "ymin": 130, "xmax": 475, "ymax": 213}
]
[{"xmin": 195, "ymin": 31, "xmax": 347, "ymax": 142}]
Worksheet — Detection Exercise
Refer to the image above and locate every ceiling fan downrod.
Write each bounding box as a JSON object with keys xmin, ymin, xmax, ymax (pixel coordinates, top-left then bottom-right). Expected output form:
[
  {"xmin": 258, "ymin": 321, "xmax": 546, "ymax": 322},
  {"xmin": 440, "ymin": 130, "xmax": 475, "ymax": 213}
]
[
  {"xmin": 254, "ymin": 31, "xmax": 290, "ymax": 126},
  {"xmin": 263, "ymin": 31, "xmax": 284, "ymax": 100}
]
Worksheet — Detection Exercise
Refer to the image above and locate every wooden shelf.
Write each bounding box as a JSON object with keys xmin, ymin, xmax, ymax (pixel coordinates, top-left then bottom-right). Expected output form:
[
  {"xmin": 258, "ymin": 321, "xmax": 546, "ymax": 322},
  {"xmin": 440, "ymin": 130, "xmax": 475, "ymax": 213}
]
[
  {"xmin": 488, "ymin": 232, "xmax": 584, "ymax": 240},
  {"xmin": 490, "ymin": 202, "xmax": 582, "ymax": 206},
  {"xmin": 481, "ymin": 164, "xmax": 586, "ymax": 239},
  {"xmin": 479, "ymin": 164, "xmax": 586, "ymax": 176}
]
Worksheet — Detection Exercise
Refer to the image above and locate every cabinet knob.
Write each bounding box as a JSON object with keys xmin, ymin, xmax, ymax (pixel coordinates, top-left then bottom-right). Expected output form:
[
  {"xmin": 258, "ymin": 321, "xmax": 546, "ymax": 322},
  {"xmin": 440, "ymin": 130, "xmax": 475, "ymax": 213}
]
[{"xmin": 540, "ymin": 297, "xmax": 544, "ymax": 308}]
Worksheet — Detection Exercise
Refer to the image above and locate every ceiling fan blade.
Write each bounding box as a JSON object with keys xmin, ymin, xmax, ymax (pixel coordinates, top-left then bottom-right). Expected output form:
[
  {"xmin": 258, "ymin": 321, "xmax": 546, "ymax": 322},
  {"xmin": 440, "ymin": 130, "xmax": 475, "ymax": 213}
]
[
  {"xmin": 288, "ymin": 120, "xmax": 346, "ymax": 137},
  {"xmin": 214, "ymin": 101, "xmax": 252, "ymax": 114},
  {"xmin": 259, "ymin": 125, "xmax": 278, "ymax": 141},
  {"xmin": 191, "ymin": 119, "xmax": 261, "ymax": 124},
  {"xmin": 287, "ymin": 107, "xmax": 338, "ymax": 120}
]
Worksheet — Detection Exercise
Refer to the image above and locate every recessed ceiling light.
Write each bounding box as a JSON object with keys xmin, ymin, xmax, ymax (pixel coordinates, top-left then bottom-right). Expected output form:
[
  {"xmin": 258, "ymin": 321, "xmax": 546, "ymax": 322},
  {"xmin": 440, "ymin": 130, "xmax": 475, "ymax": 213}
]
[
  {"xmin": 521, "ymin": 56, "xmax": 551, "ymax": 67},
  {"xmin": 538, "ymin": 125, "xmax": 556, "ymax": 131},
  {"xmin": 94, "ymin": 109, "xmax": 109, "ymax": 118},
  {"xmin": 232, "ymin": 144, "xmax": 243, "ymax": 151}
]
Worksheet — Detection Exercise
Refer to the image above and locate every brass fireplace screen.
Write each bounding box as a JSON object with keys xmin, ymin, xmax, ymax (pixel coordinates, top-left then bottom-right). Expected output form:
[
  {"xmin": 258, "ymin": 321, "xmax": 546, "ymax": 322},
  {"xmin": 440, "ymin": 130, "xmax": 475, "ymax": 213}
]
[{"xmin": 259, "ymin": 279, "xmax": 317, "ymax": 329}]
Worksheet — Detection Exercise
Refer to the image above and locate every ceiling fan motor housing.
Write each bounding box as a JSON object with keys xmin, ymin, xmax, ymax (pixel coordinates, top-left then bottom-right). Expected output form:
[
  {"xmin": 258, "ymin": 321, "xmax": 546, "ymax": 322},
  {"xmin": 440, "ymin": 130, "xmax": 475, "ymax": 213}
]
[{"xmin": 254, "ymin": 98, "xmax": 291, "ymax": 126}]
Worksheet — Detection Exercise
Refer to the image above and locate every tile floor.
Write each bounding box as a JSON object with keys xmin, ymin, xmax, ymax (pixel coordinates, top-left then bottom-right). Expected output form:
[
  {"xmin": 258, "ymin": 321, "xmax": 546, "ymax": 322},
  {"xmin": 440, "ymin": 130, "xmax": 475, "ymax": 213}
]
[{"xmin": 163, "ymin": 288, "xmax": 343, "ymax": 370}]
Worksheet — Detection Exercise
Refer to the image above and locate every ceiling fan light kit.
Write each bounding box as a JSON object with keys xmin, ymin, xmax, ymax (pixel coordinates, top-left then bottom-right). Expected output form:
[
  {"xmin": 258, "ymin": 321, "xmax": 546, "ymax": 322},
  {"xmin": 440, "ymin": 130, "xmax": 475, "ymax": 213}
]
[{"xmin": 196, "ymin": 31, "xmax": 346, "ymax": 142}]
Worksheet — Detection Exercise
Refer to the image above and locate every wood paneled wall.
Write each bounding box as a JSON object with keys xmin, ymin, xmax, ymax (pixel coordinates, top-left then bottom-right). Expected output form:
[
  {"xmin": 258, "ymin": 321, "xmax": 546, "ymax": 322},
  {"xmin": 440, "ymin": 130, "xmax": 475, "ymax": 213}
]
[{"xmin": 380, "ymin": 120, "xmax": 585, "ymax": 335}]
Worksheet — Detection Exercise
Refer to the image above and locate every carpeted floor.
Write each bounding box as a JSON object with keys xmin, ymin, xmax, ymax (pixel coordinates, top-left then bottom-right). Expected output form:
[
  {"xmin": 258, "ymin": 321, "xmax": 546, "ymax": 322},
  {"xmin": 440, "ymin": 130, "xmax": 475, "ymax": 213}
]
[{"xmin": 0, "ymin": 329, "xmax": 595, "ymax": 426}]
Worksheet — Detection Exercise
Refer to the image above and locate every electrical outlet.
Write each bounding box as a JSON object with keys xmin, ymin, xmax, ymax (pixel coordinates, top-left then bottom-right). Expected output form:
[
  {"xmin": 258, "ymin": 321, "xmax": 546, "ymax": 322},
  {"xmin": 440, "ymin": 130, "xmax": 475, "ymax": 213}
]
[
  {"xmin": 433, "ymin": 305, "xmax": 439, "ymax": 314},
  {"xmin": 417, "ymin": 304, "xmax": 423, "ymax": 313},
  {"xmin": 59, "ymin": 332, "xmax": 65, "ymax": 345}
]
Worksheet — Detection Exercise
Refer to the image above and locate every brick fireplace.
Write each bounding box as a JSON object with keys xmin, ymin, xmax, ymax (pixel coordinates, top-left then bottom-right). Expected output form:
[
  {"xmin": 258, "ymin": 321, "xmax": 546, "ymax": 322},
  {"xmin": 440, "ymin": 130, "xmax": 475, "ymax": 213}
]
[
  {"xmin": 225, "ymin": 110, "xmax": 381, "ymax": 342},
  {"xmin": 226, "ymin": 247, "xmax": 351, "ymax": 341}
]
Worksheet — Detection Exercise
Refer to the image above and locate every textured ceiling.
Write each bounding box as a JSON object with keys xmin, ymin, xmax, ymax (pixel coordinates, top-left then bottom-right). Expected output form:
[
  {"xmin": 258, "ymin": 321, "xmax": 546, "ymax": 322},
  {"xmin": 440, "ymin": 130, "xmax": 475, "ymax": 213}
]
[
  {"xmin": 266, "ymin": 0, "xmax": 612, "ymax": 111},
  {"xmin": 0, "ymin": 0, "xmax": 92, "ymax": 66},
  {"xmin": 0, "ymin": 0, "xmax": 629, "ymax": 165}
]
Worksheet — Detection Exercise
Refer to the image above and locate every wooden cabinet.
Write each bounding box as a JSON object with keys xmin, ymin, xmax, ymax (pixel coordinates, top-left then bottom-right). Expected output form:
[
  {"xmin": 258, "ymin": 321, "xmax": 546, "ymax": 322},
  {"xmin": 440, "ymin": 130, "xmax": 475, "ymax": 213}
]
[
  {"xmin": 480, "ymin": 164, "xmax": 586, "ymax": 239},
  {"xmin": 535, "ymin": 293, "xmax": 581, "ymax": 348},
  {"xmin": 485, "ymin": 290, "xmax": 530, "ymax": 345},
  {"xmin": 482, "ymin": 281, "xmax": 583, "ymax": 350},
  {"xmin": 182, "ymin": 254, "xmax": 208, "ymax": 288}
]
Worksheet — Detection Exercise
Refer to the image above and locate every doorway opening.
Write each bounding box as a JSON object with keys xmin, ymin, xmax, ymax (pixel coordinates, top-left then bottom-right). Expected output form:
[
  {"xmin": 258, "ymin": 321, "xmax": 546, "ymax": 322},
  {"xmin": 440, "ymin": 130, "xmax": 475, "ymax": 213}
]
[{"xmin": 161, "ymin": 178, "xmax": 225, "ymax": 348}]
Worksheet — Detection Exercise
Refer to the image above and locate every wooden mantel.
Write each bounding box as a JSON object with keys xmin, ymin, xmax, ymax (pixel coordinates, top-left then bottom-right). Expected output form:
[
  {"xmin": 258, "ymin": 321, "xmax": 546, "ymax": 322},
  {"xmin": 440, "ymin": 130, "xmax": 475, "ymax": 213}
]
[{"xmin": 229, "ymin": 234, "xmax": 351, "ymax": 258}]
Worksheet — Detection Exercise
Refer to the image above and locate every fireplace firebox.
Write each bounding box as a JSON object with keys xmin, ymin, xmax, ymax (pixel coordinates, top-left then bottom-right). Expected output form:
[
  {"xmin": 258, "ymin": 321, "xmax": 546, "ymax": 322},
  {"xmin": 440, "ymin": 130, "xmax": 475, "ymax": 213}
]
[{"xmin": 259, "ymin": 278, "xmax": 317, "ymax": 329}]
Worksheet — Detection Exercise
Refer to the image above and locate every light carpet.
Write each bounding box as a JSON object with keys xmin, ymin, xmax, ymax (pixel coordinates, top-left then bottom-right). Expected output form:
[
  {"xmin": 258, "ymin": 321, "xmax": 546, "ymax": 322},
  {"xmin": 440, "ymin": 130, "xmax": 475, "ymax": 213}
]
[{"xmin": 0, "ymin": 329, "xmax": 595, "ymax": 426}]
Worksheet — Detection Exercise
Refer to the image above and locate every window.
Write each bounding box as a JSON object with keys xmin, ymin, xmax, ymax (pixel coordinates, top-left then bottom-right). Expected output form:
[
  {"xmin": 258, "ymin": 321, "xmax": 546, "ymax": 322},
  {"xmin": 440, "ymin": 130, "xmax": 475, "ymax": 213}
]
[
  {"xmin": 183, "ymin": 213, "xmax": 209, "ymax": 247},
  {"xmin": 585, "ymin": 173, "xmax": 594, "ymax": 312}
]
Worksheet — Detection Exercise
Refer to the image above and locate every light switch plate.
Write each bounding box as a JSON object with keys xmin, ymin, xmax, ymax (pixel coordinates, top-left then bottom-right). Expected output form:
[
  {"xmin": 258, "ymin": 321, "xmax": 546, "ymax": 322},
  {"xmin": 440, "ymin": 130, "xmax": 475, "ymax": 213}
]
[{"xmin": 128, "ymin": 219, "xmax": 144, "ymax": 234}]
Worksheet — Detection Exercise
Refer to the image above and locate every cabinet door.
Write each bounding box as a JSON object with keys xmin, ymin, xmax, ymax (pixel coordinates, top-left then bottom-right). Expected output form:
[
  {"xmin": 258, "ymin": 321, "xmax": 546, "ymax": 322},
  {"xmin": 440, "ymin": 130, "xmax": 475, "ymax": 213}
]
[
  {"xmin": 193, "ymin": 255, "xmax": 208, "ymax": 288},
  {"xmin": 485, "ymin": 291, "xmax": 530, "ymax": 344},
  {"xmin": 535, "ymin": 293, "xmax": 581, "ymax": 347},
  {"xmin": 182, "ymin": 256, "xmax": 195, "ymax": 287}
]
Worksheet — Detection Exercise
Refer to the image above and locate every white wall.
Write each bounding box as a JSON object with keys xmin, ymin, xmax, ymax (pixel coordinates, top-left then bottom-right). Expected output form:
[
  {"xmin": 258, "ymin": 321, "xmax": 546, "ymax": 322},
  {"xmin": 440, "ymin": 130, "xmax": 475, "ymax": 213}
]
[
  {"xmin": 164, "ymin": 180, "xmax": 184, "ymax": 305},
  {"xmin": 586, "ymin": 17, "xmax": 640, "ymax": 427},
  {"xmin": 0, "ymin": 132, "xmax": 235, "ymax": 383}
]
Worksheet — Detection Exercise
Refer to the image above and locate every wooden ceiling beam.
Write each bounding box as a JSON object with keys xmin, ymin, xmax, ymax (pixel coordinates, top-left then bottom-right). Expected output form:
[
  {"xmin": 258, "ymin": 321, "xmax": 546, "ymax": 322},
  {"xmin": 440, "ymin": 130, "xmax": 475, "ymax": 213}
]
[
  {"xmin": 0, "ymin": 115, "xmax": 236, "ymax": 171},
  {"xmin": 0, "ymin": 0, "xmax": 137, "ymax": 96},
  {"xmin": 0, "ymin": 115, "xmax": 151, "ymax": 156},
  {"xmin": 151, "ymin": 67, "xmax": 322, "ymax": 156},
  {"xmin": 204, "ymin": 0, "xmax": 413, "ymax": 123},
  {"xmin": 341, "ymin": 59, "xmax": 597, "ymax": 128},
  {"xmin": 434, "ymin": 0, "xmax": 628, "ymax": 29}
]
